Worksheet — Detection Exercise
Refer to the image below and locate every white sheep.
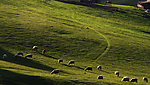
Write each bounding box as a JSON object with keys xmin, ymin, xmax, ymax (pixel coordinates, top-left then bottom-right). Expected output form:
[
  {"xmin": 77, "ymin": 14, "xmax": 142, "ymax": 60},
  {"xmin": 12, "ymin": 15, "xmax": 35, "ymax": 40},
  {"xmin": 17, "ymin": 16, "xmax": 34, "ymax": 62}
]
[
  {"xmin": 97, "ymin": 65, "xmax": 102, "ymax": 70},
  {"xmin": 84, "ymin": 67, "xmax": 92, "ymax": 71},
  {"xmin": 3, "ymin": 54, "xmax": 7, "ymax": 59},
  {"xmin": 32, "ymin": 46, "xmax": 38, "ymax": 50},
  {"xmin": 145, "ymin": 9, "xmax": 150, "ymax": 13},
  {"xmin": 97, "ymin": 75, "xmax": 103, "ymax": 79},
  {"xmin": 143, "ymin": 77, "xmax": 148, "ymax": 82},
  {"xmin": 115, "ymin": 71, "xmax": 119, "ymax": 77},
  {"xmin": 58, "ymin": 59, "xmax": 63, "ymax": 63},
  {"xmin": 121, "ymin": 76, "xmax": 129, "ymax": 82},
  {"xmin": 130, "ymin": 78, "xmax": 137, "ymax": 83},
  {"xmin": 25, "ymin": 54, "xmax": 32, "ymax": 58},
  {"xmin": 51, "ymin": 69, "xmax": 60, "ymax": 75},
  {"xmin": 68, "ymin": 60, "xmax": 75, "ymax": 65}
]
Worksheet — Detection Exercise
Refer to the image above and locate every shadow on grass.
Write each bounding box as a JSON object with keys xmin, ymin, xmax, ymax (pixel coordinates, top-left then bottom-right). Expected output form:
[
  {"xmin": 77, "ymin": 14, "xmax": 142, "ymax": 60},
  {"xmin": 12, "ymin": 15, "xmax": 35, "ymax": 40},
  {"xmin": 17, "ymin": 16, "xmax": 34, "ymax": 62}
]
[
  {"xmin": 0, "ymin": 47, "xmax": 53, "ymax": 71},
  {"xmin": 61, "ymin": 64, "xmax": 84, "ymax": 70},
  {"xmin": 101, "ymin": 70, "xmax": 111, "ymax": 74},
  {"xmin": 0, "ymin": 47, "xmax": 72, "ymax": 75},
  {"xmin": 37, "ymin": 51, "xmax": 58, "ymax": 60},
  {"xmin": 0, "ymin": 69, "xmax": 103, "ymax": 85},
  {"xmin": 0, "ymin": 69, "xmax": 52, "ymax": 85}
]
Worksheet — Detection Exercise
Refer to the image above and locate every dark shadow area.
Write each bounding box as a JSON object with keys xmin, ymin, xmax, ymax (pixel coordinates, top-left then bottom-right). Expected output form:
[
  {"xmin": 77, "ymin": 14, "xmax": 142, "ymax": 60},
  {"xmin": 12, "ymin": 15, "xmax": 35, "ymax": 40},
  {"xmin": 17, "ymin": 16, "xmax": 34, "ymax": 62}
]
[
  {"xmin": 0, "ymin": 69, "xmax": 52, "ymax": 85},
  {"xmin": 0, "ymin": 47, "xmax": 71, "ymax": 75},
  {"xmin": 56, "ymin": 0, "xmax": 118, "ymax": 11},
  {"xmin": 37, "ymin": 51, "xmax": 58, "ymax": 59},
  {"xmin": 101, "ymin": 70, "xmax": 111, "ymax": 74},
  {"xmin": 61, "ymin": 64, "xmax": 84, "ymax": 70},
  {"xmin": 0, "ymin": 47, "xmax": 53, "ymax": 71},
  {"xmin": 141, "ymin": 31, "xmax": 150, "ymax": 34},
  {"xmin": 141, "ymin": 13, "xmax": 150, "ymax": 18},
  {"xmin": 84, "ymin": 71, "xmax": 99, "ymax": 74},
  {"xmin": 67, "ymin": 80, "xmax": 99, "ymax": 85},
  {"xmin": 0, "ymin": 69, "xmax": 105, "ymax": 85}
]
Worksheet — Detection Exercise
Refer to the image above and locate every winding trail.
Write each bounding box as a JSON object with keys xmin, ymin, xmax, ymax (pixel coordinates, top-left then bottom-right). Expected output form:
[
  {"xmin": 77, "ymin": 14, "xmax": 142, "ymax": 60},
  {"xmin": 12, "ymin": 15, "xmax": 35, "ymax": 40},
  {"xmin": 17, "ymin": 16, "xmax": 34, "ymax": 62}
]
[
  {"xmin": 74, "ymin": 21, "xmax": 111, "ymax": 61},
  {"xmin": 52, "ymin": 16, "xmax": 110, "ymax": 62},
  {"xmin": 89, "ymin": 27, "xmax": 110, "ymax": 61}
]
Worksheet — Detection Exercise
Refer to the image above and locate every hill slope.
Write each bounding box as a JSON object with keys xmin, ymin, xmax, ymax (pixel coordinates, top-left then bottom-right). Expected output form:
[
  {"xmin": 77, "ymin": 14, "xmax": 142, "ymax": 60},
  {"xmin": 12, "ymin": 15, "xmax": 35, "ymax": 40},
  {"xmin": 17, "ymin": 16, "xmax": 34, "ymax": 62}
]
[{"xmin": 0, "ymin": 0, "xmax": 150, "ymax": 85}]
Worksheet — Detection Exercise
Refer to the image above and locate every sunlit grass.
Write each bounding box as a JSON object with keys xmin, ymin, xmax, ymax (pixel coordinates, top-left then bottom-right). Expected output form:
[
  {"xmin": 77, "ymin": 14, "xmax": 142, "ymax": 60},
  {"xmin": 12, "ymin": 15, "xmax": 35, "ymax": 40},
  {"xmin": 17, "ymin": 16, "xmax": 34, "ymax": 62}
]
[{"xmin": 0, "ymin": 0, "xmax": 150, "ymax": 85}]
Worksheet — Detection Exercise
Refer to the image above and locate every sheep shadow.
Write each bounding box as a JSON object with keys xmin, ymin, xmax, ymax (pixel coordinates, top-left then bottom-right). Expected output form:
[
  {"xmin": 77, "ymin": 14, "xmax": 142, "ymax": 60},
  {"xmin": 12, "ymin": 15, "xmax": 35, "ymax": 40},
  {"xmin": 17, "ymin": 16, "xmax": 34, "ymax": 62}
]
[
  {"xmin": 84, "ymin": 70, "xmax": 99, "ymax": 74},
  {"xmin": 0, "ymin": 47, "xmax": 73, "ymax": 75},
  {"xmin": 0, "ymin": 69, "xmax": 53, "ymax": 85},
  {"xmin": 101, "ymin": 70, "xmax": 111, "ymax": 74},
  {"xmin": 37, "ymin": 51, "xmax": 58, "ymax": 59},
  {"xmin": 61, "ymin": 64, "xmax": 84, "ymax": 70}
]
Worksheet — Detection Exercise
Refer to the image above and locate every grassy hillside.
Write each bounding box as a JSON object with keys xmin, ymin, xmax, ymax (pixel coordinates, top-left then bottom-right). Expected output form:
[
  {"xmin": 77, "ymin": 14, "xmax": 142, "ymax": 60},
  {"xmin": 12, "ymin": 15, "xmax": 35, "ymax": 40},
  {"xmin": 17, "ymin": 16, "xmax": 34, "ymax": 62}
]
[{"xmin": 0, "ymin": 0, "xmax": 150, "ymax": 85}]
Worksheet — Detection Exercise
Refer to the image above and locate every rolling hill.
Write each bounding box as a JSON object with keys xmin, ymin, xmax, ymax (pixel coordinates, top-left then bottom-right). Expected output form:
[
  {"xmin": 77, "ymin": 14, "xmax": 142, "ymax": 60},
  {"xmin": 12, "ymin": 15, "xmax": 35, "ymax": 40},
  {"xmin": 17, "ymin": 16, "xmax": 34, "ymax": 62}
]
[{"xmin": 0, "ymin": 0, "xmax": 150, "ymax": 85}]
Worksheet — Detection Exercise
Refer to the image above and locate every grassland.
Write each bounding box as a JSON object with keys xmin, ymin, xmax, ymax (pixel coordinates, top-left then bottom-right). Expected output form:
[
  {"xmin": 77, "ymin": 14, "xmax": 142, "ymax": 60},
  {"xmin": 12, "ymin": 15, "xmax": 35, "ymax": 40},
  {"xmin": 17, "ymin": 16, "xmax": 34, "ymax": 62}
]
[{"xmin": 0, "ymin": 0, "xmax": 150, "ymax": 85}]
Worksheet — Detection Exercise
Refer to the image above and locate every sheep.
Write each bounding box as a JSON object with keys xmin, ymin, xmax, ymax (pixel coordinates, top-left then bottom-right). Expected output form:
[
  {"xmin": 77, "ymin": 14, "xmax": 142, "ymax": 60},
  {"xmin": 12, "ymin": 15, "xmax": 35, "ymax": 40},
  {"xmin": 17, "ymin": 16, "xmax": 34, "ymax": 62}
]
[
  {"xmin": 25, "ymin": 54, "xmax": 32, "ymax": 58},
  {"xmin": 97, "ymin": 65, "xmax": 102, "ymax": 70},
  {"xmin": 143, "ymin": 77, "xmax": 148, "ymax": 82},
  {"xmin": 97, "ymin": 75, "xmax": 103, "ymax": 79},
  {"xmin": 121, "ymin": 76, "xmax": 129, "ymax": 82},
  {"xmin": 17, "ymin": 52, "xmax": 23, "ymax": 56},
  {"xmin": 3, "ymin": 54, "xmax": 7, "ymax": 59},
  {"xmin": 58, "ymin": 59, "xmax": 63, "ymax": 63},
  {"xmin": 32, "ymin": 46, "xmax": 38, "ymax": 50},
  {"xmin": 145, "ymin": 9, "xmax": 150, "ymax": 13},
  {"xmin": 86, "ymin": 27, "xmax": 89, "ymax": 29},
  {"xmin": 42, "ymin": 49, "xmax": 46, "ymax": 55},
  {"xmin": 115, "ymin": 71, "xmax": 119, "ymax": 77},
  {"xmin": 130, "ymin": 78, "xmax": 138, "ymax": 83},
  {"xmin": 68, "ymin": 60, "xmax": 75, "ymax": 65},
  {"xmin": 84, "ymin": 67, "xmax": 92, "ymax": 71},
  {"xmin": 51, "ymin": 69, "xmax": 60, "ymax": 75}
]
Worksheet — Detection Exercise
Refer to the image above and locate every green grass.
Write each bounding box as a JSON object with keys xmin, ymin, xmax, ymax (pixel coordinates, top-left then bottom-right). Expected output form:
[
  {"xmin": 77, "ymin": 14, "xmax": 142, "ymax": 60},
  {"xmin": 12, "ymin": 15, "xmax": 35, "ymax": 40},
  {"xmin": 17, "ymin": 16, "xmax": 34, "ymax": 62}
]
[{"xmin": 0, "ymin": 0, "xmax": 150, "ymax": 85}]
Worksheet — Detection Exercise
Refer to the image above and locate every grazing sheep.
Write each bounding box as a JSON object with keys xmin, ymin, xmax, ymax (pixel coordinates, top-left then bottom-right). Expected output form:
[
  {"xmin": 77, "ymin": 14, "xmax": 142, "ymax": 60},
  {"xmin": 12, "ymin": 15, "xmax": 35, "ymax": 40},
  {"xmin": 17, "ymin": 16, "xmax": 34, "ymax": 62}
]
[
  {"xmin": 84, "ymin": 67, "xmax": 92, "ymax": 71},
  {"xmin": 115, "ymin": 71, "xmax": 119, "ymax": 77},
  {"xmin": 68, "ymin": 60, "xmax": 75, "ymax": 65},
  {"xmin": 86, "ymin": 27, "xmax": 89, "ymax": 29},
  {"xmin": 143, "ymin": 77, "xmax": 148, "ymax": 82},
  {"xmin": 42, "ymin": 49, "xmax": 46, "ymax": 55},
  {"xmin": 3, "ymin": 54, "xmax": 7, "ymax": 59},
  {"xmin": 97, "ymin": 65, "xmax": 102, "ymax": 70},
  {"xmin": 121, "ymin": 76, "xmax": 129, "ymax": 82},
  {"xmin": 25, "ymin": 54, "xmax": 32, "ymax": 58},
  {"xmin": 58, "ymin": 59, "xmax": 63, "ymax": 63},
  {"xmin": 97, "ymin": 75, "xmax": 103, "ymax": 79},
  {"xmin": 145, "ymin": 9, "xmax": 150, "ymax": 13},
  {"xmin": 32, "ymin": 46, "xmax": 38, "ymax": 50},
  {"xmin": 51, "ymin": 69, "xmax": 60, "ymax": 75},
  {"xmin": 17, "ymin": 52, "xmax": 23, "ymax": 56},
  {"xmin": 130, "ymin": 78, "xmax": 137, "ymax": 83}
]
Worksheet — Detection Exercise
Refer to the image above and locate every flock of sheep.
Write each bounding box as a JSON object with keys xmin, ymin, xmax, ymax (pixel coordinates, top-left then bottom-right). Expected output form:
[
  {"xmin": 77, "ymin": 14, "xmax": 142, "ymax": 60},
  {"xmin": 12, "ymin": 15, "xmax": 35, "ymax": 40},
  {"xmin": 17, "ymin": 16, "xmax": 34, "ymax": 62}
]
[
  {"xmin": 53, "ymin": 59, "xmax": 149, "ymax": 83},
  {"xmin": 2, "ymin": 46, "xmax": 149, "ymax": 83}
]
